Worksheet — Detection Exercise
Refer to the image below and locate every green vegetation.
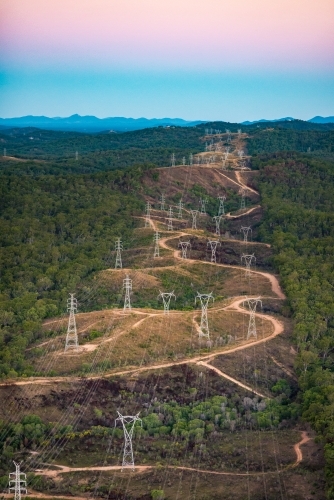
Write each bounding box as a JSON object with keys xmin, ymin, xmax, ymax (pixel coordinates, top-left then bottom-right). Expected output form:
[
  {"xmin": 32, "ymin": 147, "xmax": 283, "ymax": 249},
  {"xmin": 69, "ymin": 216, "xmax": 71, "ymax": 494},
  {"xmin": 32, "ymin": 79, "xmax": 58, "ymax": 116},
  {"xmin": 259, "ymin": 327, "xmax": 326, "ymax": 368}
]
[
  {"xmin": 256, "ymin": 152, "xmax": 334, "ymax": 498},
  {"xmin": 0, "ymin": 126, "xmax": 204, "ymax": 175},
  {"xmin": 0, "ymin": 165, "xmax": 150, "ymax": 377},
  {"xmin": 248, "ymin": 129, "xmax": 334, "ymax": 155}
]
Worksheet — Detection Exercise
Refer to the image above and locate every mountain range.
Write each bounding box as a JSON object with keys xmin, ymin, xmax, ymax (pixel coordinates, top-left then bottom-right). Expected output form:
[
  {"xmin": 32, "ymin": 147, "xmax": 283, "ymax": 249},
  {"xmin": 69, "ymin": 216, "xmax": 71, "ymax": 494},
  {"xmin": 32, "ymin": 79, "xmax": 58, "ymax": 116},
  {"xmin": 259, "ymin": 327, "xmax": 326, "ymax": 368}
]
[
  {"xmin": 0, "ymin": 115, "xmax": 203, "ymax": 133},
  {"xmin": 0, "ymin": 114, "xmax": 333, "ymax": 133}
]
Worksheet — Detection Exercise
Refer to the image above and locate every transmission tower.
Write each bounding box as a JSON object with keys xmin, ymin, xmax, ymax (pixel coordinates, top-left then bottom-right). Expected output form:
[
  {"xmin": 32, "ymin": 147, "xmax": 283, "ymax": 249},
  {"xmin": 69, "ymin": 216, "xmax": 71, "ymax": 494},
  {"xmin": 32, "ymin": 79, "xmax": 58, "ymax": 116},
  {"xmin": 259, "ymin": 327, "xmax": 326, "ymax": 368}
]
[
  {"xmin": 218, "ymin": 195, "xmax": 226, "ymax": 216},
  {"xmin": 153, "ymin": 231, "xmax": 160, "ymax": 258},
  {"xmin": 4, "ymin": 148, "xmax": 7, "ymax": 157},
  {"xmin": 238, "ymin": 149, "xmax": 244, "ymax": 159},
  {"xmin": 75, "ymin": 151, "xmax": 78, "ymax": 161},
  {"xmin": 190, "ymin": 210, "xmax": 199, "ymax": 229},
  {"xmin": 115, "ymin": 237, "xmax": 123, "ymax": 269},
  {"xmin": 222, "ymin": 148, "xmax": 229, "ymax": 169},
  {"xmin": 189, "ymin": 153, "xmax": 193, "ymax": 165},
  {"xmin": 144, "ymin": 201, "xmax": 151, "ymax": 228},
  {"xmin": 158, "ymin": 290, "xmax": 176, "ymax": 314},
  {"xmin": 177, "ymin": 199, "xmax": 184, "ymax": 219},
  {"xmin": 240, "ymin": 226, "xmax": 252, "ymax": 243},
  {"xmin": 171, "ymin": 153, "xmax": 175, "ymax": 167},
  {"xmin": 226, "ymin": 129, "xmax": 231, "ymax": 143},
  {"xmin": 207, "ymin": 240, "xmax": 221, "ymax": 263},
  {"xmin": 182, "ymin": 156, "xmax": 186, "ymax": 165},
  {"xmin": 240, "ymin": 188, "xmax": 246, "ymax": 210},
  {"xmin": 123, "ymin": 275, "xmax": 132, "ymax": 311},
  {"xmin": 200, "ymin": 197, "xmax": 208, "ymax": 214},
  {"xmin": 241, "ymin": 254, "xmax": 256, "ymax": 277},
  {"xmin": 160, "ymin": 193, "xmax": 165, "ymax": 211},
  {"xmin": 195, "ymin": 293, "xmax": 214, "ymax": 339},
  {"xmin": 115, "ymin": 412, "xmax": 142, "ymax": 470},
  {"xmin": 166, "ymin": 206, "xmax": 174, "ymax": 230},
  {"xmin": 244, "ymin": 297, "xmax": 262, "ymax": 339},
  {"xmin": 212, "ymin": 215, "xmax": 223, "ymax": 236},
  {"xmin": 65, "ymin": 294, "xmax": 79, "ymax": 351},
  {"xmin": 9, "ymin": 462, "xmax": 27, "ymax": 500},
  {"xmin": 178, "ymin": 240, "xmax": 191, "ymax": 259}
]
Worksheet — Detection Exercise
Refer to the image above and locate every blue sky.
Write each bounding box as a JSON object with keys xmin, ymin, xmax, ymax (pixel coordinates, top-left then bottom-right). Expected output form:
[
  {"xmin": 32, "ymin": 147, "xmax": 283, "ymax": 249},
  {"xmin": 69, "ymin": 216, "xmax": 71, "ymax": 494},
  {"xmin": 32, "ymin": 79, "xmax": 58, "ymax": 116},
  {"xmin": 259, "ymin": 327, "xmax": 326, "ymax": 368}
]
[{"xmin": 1, "ymin": 0, "xmax": 334, "ymax": 121}]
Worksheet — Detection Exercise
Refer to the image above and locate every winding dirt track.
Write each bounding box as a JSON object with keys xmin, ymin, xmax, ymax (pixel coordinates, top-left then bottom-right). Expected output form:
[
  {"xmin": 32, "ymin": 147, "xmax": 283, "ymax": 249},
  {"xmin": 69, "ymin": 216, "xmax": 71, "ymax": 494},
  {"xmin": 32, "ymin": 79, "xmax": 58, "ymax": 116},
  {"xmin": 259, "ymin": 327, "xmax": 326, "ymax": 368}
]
[
  {"xmin": 235, "ymin": 171, "xmax": 259, "ymax": 195},
  {"xmin": 292, "ymin": 431, "xmax": 311, "ymax": 467},
  {"xmin": 35, "ymin": 429, "xmax": 309, "ymax": 479},
  {"xmin": 158, "ymin": 232, "xmax": 285, "ymax": 299}
]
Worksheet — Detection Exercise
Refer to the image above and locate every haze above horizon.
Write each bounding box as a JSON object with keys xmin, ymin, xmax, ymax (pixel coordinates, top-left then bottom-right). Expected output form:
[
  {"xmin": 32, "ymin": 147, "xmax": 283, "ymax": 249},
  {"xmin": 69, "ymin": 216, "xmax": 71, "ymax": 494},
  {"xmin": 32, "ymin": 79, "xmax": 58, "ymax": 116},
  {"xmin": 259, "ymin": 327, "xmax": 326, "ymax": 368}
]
[{"xmin": 1, "ymin": 0, "xmax": 334, "ymax": 121}]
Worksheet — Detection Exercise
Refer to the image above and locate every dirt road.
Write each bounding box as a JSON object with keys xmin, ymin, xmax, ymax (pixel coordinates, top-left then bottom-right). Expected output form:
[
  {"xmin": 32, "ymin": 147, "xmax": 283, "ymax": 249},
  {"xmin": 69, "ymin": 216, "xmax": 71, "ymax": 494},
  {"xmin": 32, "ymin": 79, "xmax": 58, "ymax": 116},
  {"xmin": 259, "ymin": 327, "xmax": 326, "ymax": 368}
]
[{"xmin": 35, "ymin": 430, "xmax": 309, "ymax": 479}]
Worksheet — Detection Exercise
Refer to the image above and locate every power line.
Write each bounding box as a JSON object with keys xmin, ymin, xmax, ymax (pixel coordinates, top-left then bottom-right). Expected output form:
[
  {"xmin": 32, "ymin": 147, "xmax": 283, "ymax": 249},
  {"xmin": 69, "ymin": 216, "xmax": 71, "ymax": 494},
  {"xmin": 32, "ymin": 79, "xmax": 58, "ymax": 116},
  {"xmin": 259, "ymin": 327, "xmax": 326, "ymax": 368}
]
[
  {"xmin": 64, "ymin": 294, "xmax": 78, "ymax": 352},
  {"xmin": 212, "ymin": 215, "xmax": 223, "ymax": 236},
  {"xmin": 153, "ymin": 231, "xmax": 160, "ymax": 258},
  {"xmin": 158, "ymin": 291, "xmax": 176, "ymax": 314},
  {"xmin": 166, "ymin": 206, "xmax": 174, "ymax": 231},
  {"xmin": 178, "ymin": 240, "xmax": 191, "ymax": 259},
  {"xmin": 207, "ymin": 240, "xmax": 221, "ymax": 263},
  {"xmin": 8, "ymin": 462, "xmax": 27, "ymax": 500},
  {"xmin": 144, "ymin": 201, "xmax": 151, "ymax": 228},
  {"xmin": 244, "ymin": 297, "xmax": 262, "ymax": 339},
  {"xmin": 240, "ymin": 226, "xmax": 252, "ymax": 243},
  {"xmin": 195, "ymin": 292, "xmax": 214, "ymax": 339},
  {"xmin": 123, "ymin": 275, "xmax": 132, "ymax": 311},
  {"xmin": 241, "ymin": 253, "xmax": 256, "ymax": 277},
  {"xmin": 115, "ymin": 412, "xmax": 142, "ymax": 470},
  {"xmin": 115, "ymin": 237, "xmax": 123, "ymax": 269},
  {"xmin": 190, "ymin": 210, "xmax": 199, "ymax": 229}
]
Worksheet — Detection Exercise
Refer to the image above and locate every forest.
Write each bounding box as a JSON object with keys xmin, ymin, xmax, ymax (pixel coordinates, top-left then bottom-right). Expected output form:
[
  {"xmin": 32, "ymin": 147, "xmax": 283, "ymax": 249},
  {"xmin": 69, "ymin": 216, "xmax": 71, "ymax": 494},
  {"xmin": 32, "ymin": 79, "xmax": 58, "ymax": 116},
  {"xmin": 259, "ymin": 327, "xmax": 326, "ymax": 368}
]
[
  {"xmin": 0, "ymin": 165, "xmax": 154, "ymax": 377},
  {"xmin": 1, "ymin": 123, "xmax": 334, "ymax": 498},
  {"xmin": 254, "ymin": 152, "xmax": 334, "ymax": 498}
]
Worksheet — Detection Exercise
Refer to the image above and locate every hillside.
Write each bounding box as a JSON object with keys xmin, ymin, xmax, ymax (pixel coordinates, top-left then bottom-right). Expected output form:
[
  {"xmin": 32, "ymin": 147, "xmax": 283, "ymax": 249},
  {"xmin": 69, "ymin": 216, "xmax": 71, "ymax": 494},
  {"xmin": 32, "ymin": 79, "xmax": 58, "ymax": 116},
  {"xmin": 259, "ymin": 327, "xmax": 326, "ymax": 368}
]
[{"xmin": 0, "ymin": 127, "xmax": 332, "ymax": 499}]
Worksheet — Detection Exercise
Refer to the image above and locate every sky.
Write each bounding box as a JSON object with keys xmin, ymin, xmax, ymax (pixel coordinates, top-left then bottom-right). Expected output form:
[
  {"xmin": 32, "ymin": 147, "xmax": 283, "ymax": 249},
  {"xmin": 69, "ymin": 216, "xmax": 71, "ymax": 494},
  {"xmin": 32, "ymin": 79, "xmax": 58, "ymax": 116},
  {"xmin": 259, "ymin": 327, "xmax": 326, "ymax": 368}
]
[{"xmin": 1, "ymin": 0, "xmax": 334, "ymax": 121}]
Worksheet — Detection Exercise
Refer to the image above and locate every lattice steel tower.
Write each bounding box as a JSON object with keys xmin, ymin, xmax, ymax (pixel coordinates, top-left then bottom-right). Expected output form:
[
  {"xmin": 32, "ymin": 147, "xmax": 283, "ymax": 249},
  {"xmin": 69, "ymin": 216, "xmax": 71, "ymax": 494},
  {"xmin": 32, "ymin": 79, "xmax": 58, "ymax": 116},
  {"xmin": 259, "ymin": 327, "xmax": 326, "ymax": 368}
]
[
  {"xmin": 241, "ymin": 254, "xmax": 256, "ymax": 277},
  {"xmin": 245, "ymin": 297, "xmax": 262, "ymax": 339},
  {"xmin": 213, "ymin": 215, "xmax": 223, "ymax": 236},
  {"xmin": 177, "ymin": 199, "xmax": 184, "ymax": 219},
  {"xmin": 200, "ymin": 197, "xmax": 208, "ymax": 214},
  {"xmin": 144, "ymin": 201, "xmax": 151, "ymax": 228},
  {"xmin": 9, "ymin": 462, "xmax": 27, "ymax": 500},
  {"xmin": 166, "ymin": 206, "xmax": 174, "ymax": 230},
  {"xmin": 178, "ymin": 240, "xmax": 191, "ymax": 259},
  {"xmin": 171, "ymin": 153, "xmax": 175, "ymax": 167},
  {"xmin": 189, "ymin": 153, "xmax": 193, "ymax": 165},
  {"xmin": 153, "ymin": 231, "xmax": 160, "ymax": 258},
  {"xmin": 207, "ymin": 240, "xmax": 221, "ymax": 263},
  {"xmin": 158, "ymin": 291, "xmax": 176, "ymax": 314},
  {"xmin": 123, "ymin": 275, "xmax": 132, "ymax": 311},
  {"xmin": 115, "ymin": 237, "xmax": 123, "ymax": 269},
  {"xmin": 218, "ymin": 195, "xmax": 226, "ymax": 216},
  {"xmin": 240, "ymin": 226, "xmax": 252, "ymax": 243},
  {"xmin": 195, "ymin": 293, "xmax": 214, "ymax": 339},
  {"xmin": 190, "ymin": 210, "xmax": 199, "ymax": 229},
  {"xmin": 115, "ymin": 412, "xmax": 142, "ymax": 470},
  {"xmin": 65, "ymin": 294, "xmax": 79, "ymax": 351}
]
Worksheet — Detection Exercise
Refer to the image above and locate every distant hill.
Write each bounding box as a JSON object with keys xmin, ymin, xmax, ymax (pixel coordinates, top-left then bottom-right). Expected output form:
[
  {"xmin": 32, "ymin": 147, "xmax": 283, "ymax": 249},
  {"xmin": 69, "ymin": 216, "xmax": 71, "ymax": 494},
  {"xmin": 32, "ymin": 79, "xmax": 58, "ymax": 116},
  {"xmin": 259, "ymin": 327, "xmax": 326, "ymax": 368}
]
[
  {"xmin": 242, "ymin": 117, "xmax": 295, "ymax": 125},
  {"xmin": 0, "ymin": 114, "xmax": 204, "ymax": 133},
  {"xmin": 308, "ymin": 115, "xmax": 334, "ymax": 123},
  {"xmin": 243, "ymin": 116, "xmax": 334, "ymax": 125}
]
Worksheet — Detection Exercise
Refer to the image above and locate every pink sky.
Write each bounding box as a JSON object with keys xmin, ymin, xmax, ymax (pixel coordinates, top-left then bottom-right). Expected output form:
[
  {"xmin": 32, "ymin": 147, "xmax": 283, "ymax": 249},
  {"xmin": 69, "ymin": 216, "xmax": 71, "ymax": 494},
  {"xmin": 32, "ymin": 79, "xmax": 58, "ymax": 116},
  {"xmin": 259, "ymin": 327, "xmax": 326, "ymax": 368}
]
[{"xmin": 1, "ymin": 0, "xmax": 334, "ymax": 71}]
